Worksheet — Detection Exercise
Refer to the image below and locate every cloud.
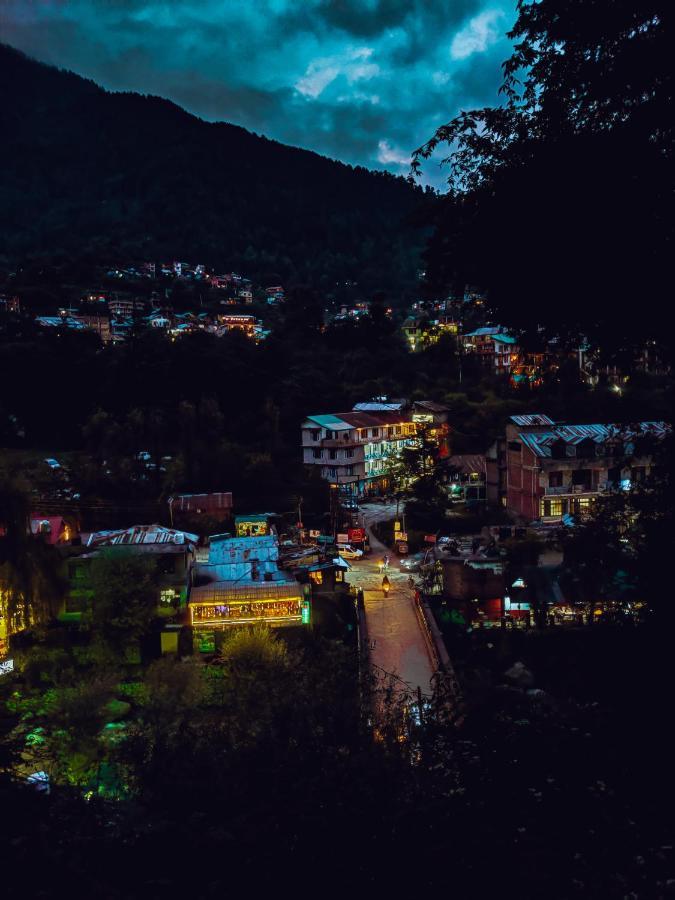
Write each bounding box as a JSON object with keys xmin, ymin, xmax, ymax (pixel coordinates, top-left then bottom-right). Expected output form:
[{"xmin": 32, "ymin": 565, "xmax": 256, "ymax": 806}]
[
  {"xmin": 295, "ymin": 46, "xmax": 379, "ymax": 99},
  {"xmin": 377, "ymin": 139, "xmax": 409, "ymax": 166},
  {"xmin": 0, "ymin": 0, "xmax": 517, "ymax": 188},
  {"xmin": 450, "ymin": 8, "xmax": 506, "ymax": 61}
]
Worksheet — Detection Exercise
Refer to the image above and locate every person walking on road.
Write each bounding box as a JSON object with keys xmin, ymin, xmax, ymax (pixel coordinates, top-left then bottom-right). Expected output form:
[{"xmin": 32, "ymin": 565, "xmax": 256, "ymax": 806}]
[{"xmin": 383, "ymin": 553, "xmax": 389, "ymax": 571}]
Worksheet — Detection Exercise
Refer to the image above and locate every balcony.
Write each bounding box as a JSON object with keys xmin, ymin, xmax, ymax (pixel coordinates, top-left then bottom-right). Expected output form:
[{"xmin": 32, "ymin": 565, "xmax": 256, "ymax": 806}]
[{"xmin": 544, "ymin": 484, "xmax": 596, "ymax": 496}]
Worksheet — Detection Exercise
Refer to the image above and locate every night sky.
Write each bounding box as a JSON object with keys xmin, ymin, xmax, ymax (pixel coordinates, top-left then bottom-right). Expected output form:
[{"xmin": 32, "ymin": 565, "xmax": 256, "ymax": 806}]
[{"xmin": 1, "ymin": 0, "xmax": 517, "ymax": 187}]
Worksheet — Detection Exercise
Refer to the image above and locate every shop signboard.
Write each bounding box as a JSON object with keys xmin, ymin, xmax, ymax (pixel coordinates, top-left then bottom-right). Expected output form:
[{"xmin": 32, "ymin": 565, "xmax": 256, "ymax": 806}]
[
  {"xmin": 397, "ymin": 532, "xmax": 408, "ymax": 542},
  {"xmin": 394, "ymin": 521, "xmax": 401, "ymax": 532},
  {"xmin": 397, "ymin": 541, "xmax": 408, "ymax": 555},
  {"xmin": 337, "ymin": 533, "xmax": 349, "ymax": 544},
  {"xmin": 348, "ymin": 527, "xmax": 365, "ymax": 543},
  {"xmin": 424, "ymin": 534, "xmax": 437, "ymax": 543},
  {"xmin": 309, "ymin": 529, "xmax": 320, "ymax": 538}
]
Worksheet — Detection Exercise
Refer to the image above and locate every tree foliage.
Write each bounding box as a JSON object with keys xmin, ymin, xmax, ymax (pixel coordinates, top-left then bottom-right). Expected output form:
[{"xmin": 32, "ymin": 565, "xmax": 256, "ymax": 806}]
[
  {"xmin": 87, "ymin": 550, "xmax": 159, "ymax": 652},
  {"xmin": 415, "ymin": 1, "xmax": 673, "ymax": 359}
]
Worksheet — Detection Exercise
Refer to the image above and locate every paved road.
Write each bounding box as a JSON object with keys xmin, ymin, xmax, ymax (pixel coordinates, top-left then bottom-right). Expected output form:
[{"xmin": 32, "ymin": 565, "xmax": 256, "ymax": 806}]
[{"xmin": 349, "ymin": 502, "xmax": 436, "ymax": 699}]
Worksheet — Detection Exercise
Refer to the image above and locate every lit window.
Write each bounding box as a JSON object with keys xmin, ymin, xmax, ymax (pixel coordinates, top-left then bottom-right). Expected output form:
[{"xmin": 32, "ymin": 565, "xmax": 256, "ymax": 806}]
[
  {"xmin": 309, "ymin": 571, "xmax": 323, "ymax": 585},
  {"xmin": 335, "ymin": 570, "xmax": 344, "ymax": 582}
]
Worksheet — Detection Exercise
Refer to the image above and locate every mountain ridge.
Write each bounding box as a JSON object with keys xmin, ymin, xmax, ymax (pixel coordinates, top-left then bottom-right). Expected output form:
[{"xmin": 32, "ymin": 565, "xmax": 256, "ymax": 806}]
[{"xmin": 0, "ymin": 43, "xmax": 430, "ymax": 295}]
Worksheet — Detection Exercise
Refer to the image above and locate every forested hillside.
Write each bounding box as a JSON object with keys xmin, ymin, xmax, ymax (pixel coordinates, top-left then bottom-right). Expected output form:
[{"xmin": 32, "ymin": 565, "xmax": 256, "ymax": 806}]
[{"xmin": 0, "ymin": 44, "xmax": 431, "ymax": 295}]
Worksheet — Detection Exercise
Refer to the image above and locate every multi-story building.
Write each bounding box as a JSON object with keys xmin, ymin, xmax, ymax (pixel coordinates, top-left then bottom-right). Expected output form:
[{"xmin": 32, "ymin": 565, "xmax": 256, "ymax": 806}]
[
  {"xmin": 301, "ymin": 401, "xmax": 449, "ymax": 496},
  {"xmin": 71, "ymin": 313, "xmax": 112, "ymax": 343},
  {"xmin": 504, "ymin": 415, "xmax": 669, "ymax": 522},
  {"xmin": 302, "ymin": 409, "xmax": 416, "ymax": 495},
  {"xmin": 402, "ymin": 314, "xmax": 460, "ymax": 352},
  {"xmin": 188, "ymin": 522, "xmax": 308, "ymax": 648},
  {"xmin": 462, "ymin": 326, "xmax": 518, "ymax": 376},
  {"xmin": 58, "ymin": 525, "xmax": 198, "ymax": 623},
  {"xmin": 108, "ymin": 295, "xmax": 145, "ymax": 320},
  {"xmin": 265, "ymin": 286, "xmax": 285, "ymax": 304},
  {"xmin": 217, "ymin": 314, "xmax": 257, "ymax": 337}
]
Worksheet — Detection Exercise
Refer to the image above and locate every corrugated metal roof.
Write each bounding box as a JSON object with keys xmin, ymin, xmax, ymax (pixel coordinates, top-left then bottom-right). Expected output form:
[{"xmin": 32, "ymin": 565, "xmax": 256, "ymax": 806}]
[
  {"xmin": 447, "ymin": 454, "xmax": 486, "ymax": 474},
  {"xmin": 464, "ymin": 326, "xmax": 509, "ymax": 337},
  {"xmin": 305, "ymin": 414, "xmax": 351, "ymax": 429},
  {"xmin": 353, "ymin": 402, "xmax": 404, "ymax": 411},
  {"xmin": 87, "ymin": 524, "xmax": 198, "ymax": 547},
  {"xmin": 337, "ymin": 410, "xmax": 409, "ymax": 428},
  {"xmin": 414, "ymin": 400, "xmax": 449, "ymax": 413},
  {"xmin": 518, "ymin": 421, "xmax": 669, "ymax": 458},
  {"xmin": 190, "ymin": 578, "xmax": 302, "ymax": 604},
  {"xmin": 510, "ymin": 414, "xmax": 556, "ymax": 426}
]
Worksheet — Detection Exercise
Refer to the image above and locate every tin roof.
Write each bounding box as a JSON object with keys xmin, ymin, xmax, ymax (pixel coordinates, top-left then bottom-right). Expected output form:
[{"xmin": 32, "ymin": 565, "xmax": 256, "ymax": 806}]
[
  {"xmin": 305, "ymin": 414, "xmax": 352, "ymax": 430},
  {"xmin": 304, "ymin": 410, "xmax": 410, "ymax": 429},
  {"xmin": 464, "ymin": 326, "xmax": 510, "ymax": 337},
  {"xmin": 353, "ymin": 402, "xmax": 404, "ymax": 412},
  {"xmin": 510, "ymin": 414, "xmax": 556, "ymax": 427},
  {"xmin": 517, "ymin": 421, "xmax": 669, "ymax": 458},
  {"xmin": 86, "ymin": 524, "xmax": 198, "ymax": 547},
  {"xmin": 447, "ymin": 454, "xmax": 486, "ymax": 475},
  {"xmin": 413, "ymin": 400, "xmax": 449, "ymax": 413}
]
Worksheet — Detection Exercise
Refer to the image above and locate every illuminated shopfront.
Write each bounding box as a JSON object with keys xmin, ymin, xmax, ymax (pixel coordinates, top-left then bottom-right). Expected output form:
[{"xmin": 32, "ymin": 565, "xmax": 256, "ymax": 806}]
[
  {"xmin": 234, "ymin": 515, "xmax": 271, "ymax": 537},
  {"xmin": 190, "ymin": 581, "xmax": 307, "ymax": 629},
  {"xmin": 191, "ymin": 598, "xmax": 304, "ymax": 626}
]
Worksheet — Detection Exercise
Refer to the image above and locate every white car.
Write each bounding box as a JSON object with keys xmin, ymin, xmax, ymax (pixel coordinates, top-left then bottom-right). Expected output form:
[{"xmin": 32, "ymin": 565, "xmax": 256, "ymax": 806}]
[{"xmin": 336, "ymin": 544, "xmax": 363, "ymax": 559}]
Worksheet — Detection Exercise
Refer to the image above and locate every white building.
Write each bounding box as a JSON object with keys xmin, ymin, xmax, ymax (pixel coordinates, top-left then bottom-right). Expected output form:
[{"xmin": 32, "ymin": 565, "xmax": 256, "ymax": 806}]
[{"xmin": 301, "ymin": 409, "xmax": 420, "ymax": 496}]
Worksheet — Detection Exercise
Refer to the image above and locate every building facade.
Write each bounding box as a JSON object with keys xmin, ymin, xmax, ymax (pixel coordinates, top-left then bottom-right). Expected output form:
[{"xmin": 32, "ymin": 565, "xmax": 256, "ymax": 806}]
[
  {"xmin": 301, "ymin": 409, "xmax": 417, "ymax": 496},
  {"xmin": 188, "ymin": 526, "xmax": 308, "ymax": 647},
  {"xmin": 504, "ymin": 416, "xmax": 669, "ymax": 522},
  {"xmin": 462, "ymin": 326, "xmax": 518, "ymax": 376}
]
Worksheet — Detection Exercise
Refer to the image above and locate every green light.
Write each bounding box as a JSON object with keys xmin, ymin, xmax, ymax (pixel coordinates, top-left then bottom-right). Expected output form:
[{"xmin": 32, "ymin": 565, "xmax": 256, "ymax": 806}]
[{"xmin": 301, "ymin": 600, "xmax": 311, "ymax": 625}]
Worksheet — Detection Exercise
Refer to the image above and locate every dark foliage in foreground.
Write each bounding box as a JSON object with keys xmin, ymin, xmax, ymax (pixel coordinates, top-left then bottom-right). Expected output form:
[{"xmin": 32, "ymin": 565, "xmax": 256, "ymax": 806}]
[
  {"xmin": 1, "ymin": 623, "xmax": 673, "ymax": 898},
  {"xmin": 416, "ymin": 0, "xmax": 673, "ymax": 360}
]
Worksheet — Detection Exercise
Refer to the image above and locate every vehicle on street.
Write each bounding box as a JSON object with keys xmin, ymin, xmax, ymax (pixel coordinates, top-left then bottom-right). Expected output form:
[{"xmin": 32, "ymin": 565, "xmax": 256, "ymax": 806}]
[
  {"xmin": 336, "ymin": 544, "xmax": 363, "ymax": 559},
  {"xmin": 44, "ymin": 458, "xmax": 61, "ymax": 469},
  {"xmin": 399, "ymin": 551, "xmax": 428, "ymax": 572}
]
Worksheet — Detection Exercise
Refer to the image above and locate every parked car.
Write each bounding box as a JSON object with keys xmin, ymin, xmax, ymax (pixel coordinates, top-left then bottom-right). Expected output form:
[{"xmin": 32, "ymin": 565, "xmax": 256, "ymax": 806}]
[
  {"xmin": 342, "ymin": 499, "xmax": 359, "ymax": 511},
  {"xmin": 336, "ymin": 544, "xmax": 364, "ymax": 559},
  {"xmin": 399, "ymin": 551, "xmax": 428, "ymax": 572}
]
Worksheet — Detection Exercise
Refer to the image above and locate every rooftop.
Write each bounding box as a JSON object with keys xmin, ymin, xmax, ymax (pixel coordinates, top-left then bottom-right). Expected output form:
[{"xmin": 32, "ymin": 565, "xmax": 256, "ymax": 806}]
[
  {"xmin": 304, "ymin": 410, "xmax": 410, "ymax": 430},
  {"xmin": 517, "ymin": 421, "xmax": 670, "ymax": 458},
  {"xmin": 86, "ymin": 524, "xmax": 198, "ymax": 547},
  {"xmin": 413, "ymin": 400, "xmax": 449, "ymax": 413},
  {"xmin": 464, "ymin": 326, "xmax": 510, "ymax": 337},
  {"xmin": 510, "ymin": 414, "xmax": 556, "ymax": 427}
]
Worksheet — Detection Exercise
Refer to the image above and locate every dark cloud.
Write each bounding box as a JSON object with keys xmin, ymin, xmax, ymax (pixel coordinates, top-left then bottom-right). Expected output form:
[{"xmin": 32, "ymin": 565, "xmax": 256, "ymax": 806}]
[{"xmin": 1, "ymin": 0, "xmax": 518, "ymax": 187}]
